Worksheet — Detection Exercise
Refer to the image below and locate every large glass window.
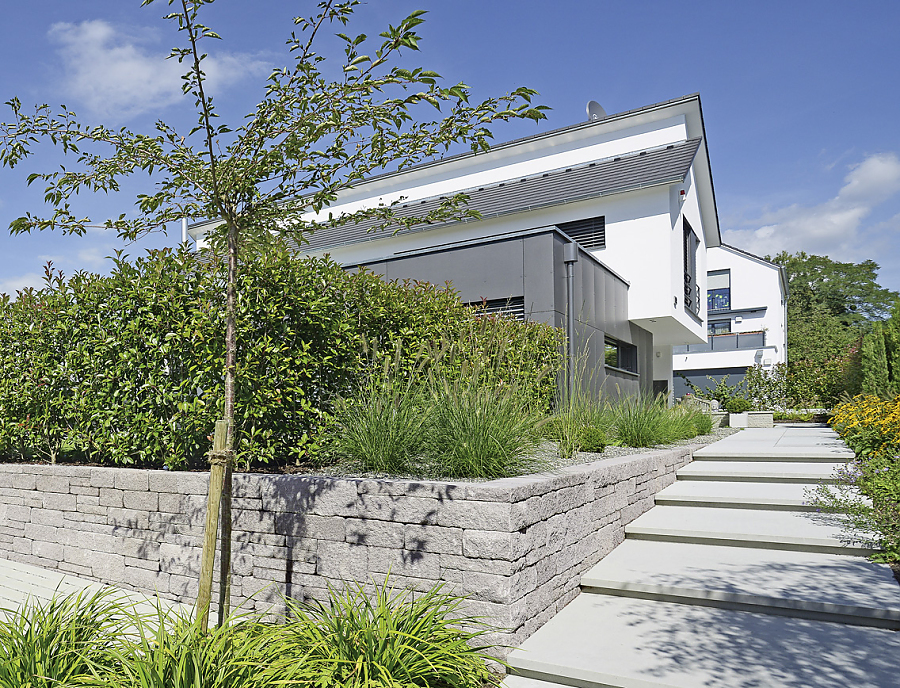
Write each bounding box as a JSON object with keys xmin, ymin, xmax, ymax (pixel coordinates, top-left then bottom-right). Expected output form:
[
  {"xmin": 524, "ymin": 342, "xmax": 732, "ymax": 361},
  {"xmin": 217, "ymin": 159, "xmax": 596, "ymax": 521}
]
[
  {"xmin": 604, "ymin": 338, "xmax": 638, "ymax": 373},
  {"xmin": 707, "ymin": 269, "xmax": 731, "ymax": 312},
  {"xmin": 683, "ymin": 219, "xmax": 700, "ymax": 315},
  {"xmin": 708, "ymin": 320, "xmax": 731, "ymax": 336}
]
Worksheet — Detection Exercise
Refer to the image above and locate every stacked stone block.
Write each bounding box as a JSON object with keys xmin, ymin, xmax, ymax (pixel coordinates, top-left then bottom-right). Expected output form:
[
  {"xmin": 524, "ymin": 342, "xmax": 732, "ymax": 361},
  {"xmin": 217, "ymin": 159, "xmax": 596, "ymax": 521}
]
[{"xmin": 0, "ymin": 445, "xmax": 696, "ymax": 653}]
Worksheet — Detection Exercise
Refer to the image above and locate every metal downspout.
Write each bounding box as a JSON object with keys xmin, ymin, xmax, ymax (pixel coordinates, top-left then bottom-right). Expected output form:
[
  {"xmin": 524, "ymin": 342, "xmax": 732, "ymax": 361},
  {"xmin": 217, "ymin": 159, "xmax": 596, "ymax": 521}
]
[{"xmin": 564, "ymin": 242, "xmax": 579, "ymax": 405}]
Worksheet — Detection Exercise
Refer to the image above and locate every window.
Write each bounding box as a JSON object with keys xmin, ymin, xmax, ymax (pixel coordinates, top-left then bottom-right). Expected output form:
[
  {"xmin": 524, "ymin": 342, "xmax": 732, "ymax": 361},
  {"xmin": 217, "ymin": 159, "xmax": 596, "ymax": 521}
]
[
  {"xmin": 558, "ymin": 216, "xmax": 606, "ymax": 250},
  {"xmin": 604, "ymin": 337, "xmax": 638, "ymax": 373},
  {"xmin": 683, "ymin": 219, "xmax": 700, "ymax": 315},
  {"xmin": 708, "ymin": 320, "xmax": 731, "ymax": 336},
  {"xmin": 707, "ymin": 269, "xmax": 731, "ymax": 312},
  {"xmin": 465, "ymin": 296, "xmax": 526, "ymax": 322}
]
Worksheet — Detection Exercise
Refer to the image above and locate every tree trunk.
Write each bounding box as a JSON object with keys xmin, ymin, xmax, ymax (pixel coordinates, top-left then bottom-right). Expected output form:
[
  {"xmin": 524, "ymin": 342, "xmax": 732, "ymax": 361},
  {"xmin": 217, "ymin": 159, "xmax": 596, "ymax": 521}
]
[{"xmin": 196, "ymin": 219, "xmax": 238, "ymax": 629}]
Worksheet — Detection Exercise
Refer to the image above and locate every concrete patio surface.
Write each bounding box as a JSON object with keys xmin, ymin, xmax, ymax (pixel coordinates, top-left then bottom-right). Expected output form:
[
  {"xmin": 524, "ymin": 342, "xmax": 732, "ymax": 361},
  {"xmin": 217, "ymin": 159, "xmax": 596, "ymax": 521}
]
[
  {"xmin": 506, "ymin": 424, "xmax": 900, "ymax": 688},
  {"xmin": 0, "ymin": 556, "xmax": 185, "ymax": 618}
]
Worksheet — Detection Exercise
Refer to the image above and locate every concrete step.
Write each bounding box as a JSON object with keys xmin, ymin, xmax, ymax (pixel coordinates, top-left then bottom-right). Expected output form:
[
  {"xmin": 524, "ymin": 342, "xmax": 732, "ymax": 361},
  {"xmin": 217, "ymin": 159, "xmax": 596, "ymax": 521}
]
[
  {"xmin": 692, "ymin": 428, "xmax": 855, "ymax": 463},
  {"xmin": 655, "ymin": 480, "xmax": 822, "ymax": 510},
  {"xmin": 580, "ymin": 539, "xmax": 900, "ymax": 629},
  {"xmin": 624, "ymin": 505, "xmax": 877, "ymax": 556},
  {"xmin": 503, "ymin": 676, "xmax": 559, "ymax": 688},
  {"xmin": 677, "ymin": 460, "xmax": 844, "ymax": 483},
  {"xmin": 692, "ymin": 450, "xmax": 854, "ymax": 462},
  {"xmin": 507, "ymin": 594, "xmax": 900, "ymax": 688}
]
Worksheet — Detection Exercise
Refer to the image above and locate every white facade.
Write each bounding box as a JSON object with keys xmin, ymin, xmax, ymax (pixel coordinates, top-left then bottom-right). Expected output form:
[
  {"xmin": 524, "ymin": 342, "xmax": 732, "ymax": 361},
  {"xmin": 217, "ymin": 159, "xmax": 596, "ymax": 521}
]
[
  {"xmin": 673, "ymin": 244, "xmax": 788, "ymax": 395},
  {"xmin": 190, "ymin": 94, "xmax": 722, "ymax": 395}
]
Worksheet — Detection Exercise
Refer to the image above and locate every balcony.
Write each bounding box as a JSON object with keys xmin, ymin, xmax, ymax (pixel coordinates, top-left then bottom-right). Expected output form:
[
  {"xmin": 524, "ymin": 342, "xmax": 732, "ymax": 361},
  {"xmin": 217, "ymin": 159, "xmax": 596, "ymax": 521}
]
[{"xmin": 673, "ymin": 330, "xmax": 766, "ymax": 354}]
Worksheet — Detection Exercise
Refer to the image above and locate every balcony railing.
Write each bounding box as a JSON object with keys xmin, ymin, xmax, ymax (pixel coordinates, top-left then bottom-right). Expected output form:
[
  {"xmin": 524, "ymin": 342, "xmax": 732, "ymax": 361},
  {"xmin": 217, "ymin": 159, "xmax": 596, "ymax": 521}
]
[{"xmin": 673, "ymin": 330, "xmax": 766, "ymax": 354}]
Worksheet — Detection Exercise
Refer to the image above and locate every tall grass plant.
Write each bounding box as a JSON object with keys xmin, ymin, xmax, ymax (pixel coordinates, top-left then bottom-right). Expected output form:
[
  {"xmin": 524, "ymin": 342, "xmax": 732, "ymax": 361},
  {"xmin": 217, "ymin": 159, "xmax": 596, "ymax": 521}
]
[
  {"xmin": 0, "ymin": 589, "xmax": 129, "ymax": 688},
  {"xmin": 274, "ymin": 580, "xmax": 501, "ymax": 688}
]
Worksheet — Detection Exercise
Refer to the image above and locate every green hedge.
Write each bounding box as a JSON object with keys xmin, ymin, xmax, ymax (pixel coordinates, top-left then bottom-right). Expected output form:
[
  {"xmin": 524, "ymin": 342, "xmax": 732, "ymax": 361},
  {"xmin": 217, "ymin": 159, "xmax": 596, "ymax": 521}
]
[{"xmin": 0, "ymin": 247, "xmax": 561, "ymax": 470}]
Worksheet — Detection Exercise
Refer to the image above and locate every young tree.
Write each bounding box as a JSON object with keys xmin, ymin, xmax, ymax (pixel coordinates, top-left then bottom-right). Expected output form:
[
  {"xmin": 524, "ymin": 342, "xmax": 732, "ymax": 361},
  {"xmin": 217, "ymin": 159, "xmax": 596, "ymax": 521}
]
[{"xmin": 0, "ymin": 0, "xmax": 547, "ymax": 629}]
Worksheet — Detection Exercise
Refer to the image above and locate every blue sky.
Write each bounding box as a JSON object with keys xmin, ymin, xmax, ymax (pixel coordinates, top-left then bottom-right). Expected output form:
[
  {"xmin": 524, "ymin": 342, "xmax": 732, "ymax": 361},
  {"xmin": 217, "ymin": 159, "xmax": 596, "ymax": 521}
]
[{"xmin": 1, "ymin": 0, "xmax": 899, "ymax": 295}]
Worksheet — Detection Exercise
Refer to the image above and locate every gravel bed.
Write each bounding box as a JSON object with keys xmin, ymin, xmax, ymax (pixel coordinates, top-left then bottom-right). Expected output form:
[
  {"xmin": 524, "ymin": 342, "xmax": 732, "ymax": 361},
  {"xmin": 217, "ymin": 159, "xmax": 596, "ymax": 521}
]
[{"xmin": 293, "ymin": 427, "xmax": 741, "ymax": 483}]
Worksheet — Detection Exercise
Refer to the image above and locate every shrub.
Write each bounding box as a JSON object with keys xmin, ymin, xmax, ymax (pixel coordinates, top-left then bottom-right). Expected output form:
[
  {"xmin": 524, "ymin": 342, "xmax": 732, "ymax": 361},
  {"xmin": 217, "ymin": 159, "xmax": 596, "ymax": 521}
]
[
  {"xmin": 744, "ymin": 363, "xmax": 790, "ymax": 411},
  {"xmin": 810, "ymin": 393, "xmax": 900, "ymax": 561},
  {"xmin": 724, "ymin": 397, "xmax": 752, "ymax": 414},
  {"xmin": 0, "ymin": 248, "xmax": 561, "ymax": 471},
  {"xmin": 576, "ymin": 426, "xmax": 608, "ymax": 453},
  {"xmin": 274, "ymin": 580, "xmax": 502, "ymax": 688}
]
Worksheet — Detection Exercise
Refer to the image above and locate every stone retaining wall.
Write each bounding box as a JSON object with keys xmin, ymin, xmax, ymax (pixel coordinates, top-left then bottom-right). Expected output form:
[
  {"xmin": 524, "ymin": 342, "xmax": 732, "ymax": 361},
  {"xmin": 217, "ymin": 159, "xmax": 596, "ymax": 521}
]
[{"xmin": 0, "ymin": 446, "xmax": 696, "ymax": 652}]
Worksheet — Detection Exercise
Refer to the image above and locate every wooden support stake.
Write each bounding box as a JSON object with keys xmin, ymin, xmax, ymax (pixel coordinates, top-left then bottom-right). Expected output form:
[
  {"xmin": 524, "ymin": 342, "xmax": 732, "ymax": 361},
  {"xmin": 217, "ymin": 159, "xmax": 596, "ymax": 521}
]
[
  {"xmin": 195, "ymin": 419, "xmax": 228, "ymax": 633},
  {"xmin": 217, "ymin": 456, "xmax": 233, "ymax": 625}
]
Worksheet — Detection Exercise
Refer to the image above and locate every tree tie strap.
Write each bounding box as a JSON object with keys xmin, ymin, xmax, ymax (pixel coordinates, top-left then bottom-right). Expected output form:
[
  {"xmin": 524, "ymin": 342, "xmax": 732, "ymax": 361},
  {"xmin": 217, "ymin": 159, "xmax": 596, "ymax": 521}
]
[{"xmin": 208, "ymin": 450, "xmax": 232, "ymax": 466}]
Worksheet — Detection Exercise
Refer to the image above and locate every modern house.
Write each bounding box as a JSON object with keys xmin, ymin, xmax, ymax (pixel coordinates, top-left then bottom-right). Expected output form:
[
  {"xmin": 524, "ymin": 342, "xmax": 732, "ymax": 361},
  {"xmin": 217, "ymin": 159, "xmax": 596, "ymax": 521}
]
[
  {"xmin": 190, "ymin": 94, "xmax": 723, "ymax": 399},
  {"xmin": 672, "ymin": 244, "xmax": 788, "ymax": 398}
]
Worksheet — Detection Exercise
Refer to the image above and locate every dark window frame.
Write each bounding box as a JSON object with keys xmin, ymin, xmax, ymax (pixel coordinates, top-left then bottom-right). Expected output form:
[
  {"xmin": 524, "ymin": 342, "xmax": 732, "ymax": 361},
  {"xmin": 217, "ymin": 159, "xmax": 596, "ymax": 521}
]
[
  {"xmin": 708, "ymin": 319, "xmax": 731, "ymax": 336},
  {"xmin": 707, "ymin": 269, "xmax": 731, "ymax": 312},
  {"xmin": 683, "ymin": 218, "xmax": 701, "ymax": 316},
  {"xmin": 604, "ymin": 337, "xmax": 638, "ymax": 374}
]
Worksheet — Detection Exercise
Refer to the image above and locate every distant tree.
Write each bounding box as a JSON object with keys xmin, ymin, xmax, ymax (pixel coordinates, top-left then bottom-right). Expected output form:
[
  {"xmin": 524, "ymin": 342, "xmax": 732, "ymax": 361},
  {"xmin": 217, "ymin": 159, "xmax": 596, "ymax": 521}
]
[
  {"xmin": 769, "ymin": 251, "xmax": 899, "ymax": 327},
  {"xmin": 768, "ymin": 251, "xmax": 899, "ymax": 407},
  {"xmin": 0, "ymin": 0, "xmax": 547, "ymax": 629}
]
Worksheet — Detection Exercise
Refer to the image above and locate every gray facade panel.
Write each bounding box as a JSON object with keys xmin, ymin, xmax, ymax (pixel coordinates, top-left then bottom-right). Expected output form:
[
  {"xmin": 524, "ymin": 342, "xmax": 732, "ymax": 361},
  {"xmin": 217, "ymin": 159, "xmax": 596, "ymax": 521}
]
[
  {"xmin": 522, "ymin": 233, "xmax": 556, "ymax": 323},
  {"xmin": 350, "ymin": 229, "xmax": 652, "ymax": 396}
]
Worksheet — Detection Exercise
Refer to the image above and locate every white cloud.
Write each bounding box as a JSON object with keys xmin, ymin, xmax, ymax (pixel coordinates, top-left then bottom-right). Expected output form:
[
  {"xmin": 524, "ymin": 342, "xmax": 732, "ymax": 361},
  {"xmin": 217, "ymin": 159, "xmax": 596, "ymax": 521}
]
[
  {"xmin": 76, "ymin": 246, "xmax": 112, "ymax": 269},
  {"xmin": 47, "ymin": 19, "xmax": 271, "ymax": 120},
  {"xmin": 724, "ymin": 152, "xmax": 900, "ymax": 262},
  {"xmin": 0, "ymin": 272, "xmax": 45, "ymax": 296}
]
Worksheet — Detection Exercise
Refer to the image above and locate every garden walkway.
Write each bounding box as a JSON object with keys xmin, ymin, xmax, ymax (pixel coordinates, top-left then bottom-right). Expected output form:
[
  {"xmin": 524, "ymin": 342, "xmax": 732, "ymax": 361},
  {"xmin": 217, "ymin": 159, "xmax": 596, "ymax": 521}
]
[
  {"xmin": 0, "ymin": 556, "xmax": 184, "ymax": 618},
  {"xmin": 505, "ymin": 424, "xmax": 900, "ymax": 688}
]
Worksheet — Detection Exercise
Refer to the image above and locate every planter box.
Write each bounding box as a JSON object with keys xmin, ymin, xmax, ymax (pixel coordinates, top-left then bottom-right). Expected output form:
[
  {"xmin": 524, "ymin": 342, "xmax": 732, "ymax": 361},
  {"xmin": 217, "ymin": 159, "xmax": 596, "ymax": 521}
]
[
  {"xmin": 729, "ymin": 412, "xmax": 749, "ymax": 428},
  {"xmin": 748, "ymin": 411, "xmax": 774, "ymax": 428},
  {"xmin": 0, "ymin": 446, "xmax": 699, "ymax": 656}
]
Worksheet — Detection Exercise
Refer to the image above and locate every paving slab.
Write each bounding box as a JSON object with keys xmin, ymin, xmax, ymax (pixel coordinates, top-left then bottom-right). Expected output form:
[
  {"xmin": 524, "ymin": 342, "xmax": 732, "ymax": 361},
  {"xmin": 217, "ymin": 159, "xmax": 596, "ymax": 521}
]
[
  {"xmin": 677, "ymin": 460, "xmax": 844, "ymax": 482},
  {"xmin": 654, "ymin": 480, "xmax": 821, "ymax": 510},
  {"xmin": 581, "ymin": 539, "xmax": 900, "ymax": 628},
  {"xmin": 507, "ymin": 594, "xmax": 900, "ymax": 688},
  {"xmin": 0, "ymin": 556, "xmax": 184, "ymax": 618},
  {"xmin": 693, "ymin": 428, "xmax": 854, "ymax": 462},
  {"xmin": 625, "ymin": 505, "xmax": 876, "ymax": 555}
]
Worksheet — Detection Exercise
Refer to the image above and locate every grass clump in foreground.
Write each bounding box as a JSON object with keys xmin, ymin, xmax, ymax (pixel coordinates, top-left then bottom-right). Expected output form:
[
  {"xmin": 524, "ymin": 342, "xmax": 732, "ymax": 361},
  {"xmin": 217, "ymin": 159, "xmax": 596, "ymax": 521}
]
[
  {"xmin": 0, "ymin": 588, "xmax": 127, "ymax": 688},
  {"xmin": 0, "ymin": 579, "xmax": 502, "ymax": 688}
]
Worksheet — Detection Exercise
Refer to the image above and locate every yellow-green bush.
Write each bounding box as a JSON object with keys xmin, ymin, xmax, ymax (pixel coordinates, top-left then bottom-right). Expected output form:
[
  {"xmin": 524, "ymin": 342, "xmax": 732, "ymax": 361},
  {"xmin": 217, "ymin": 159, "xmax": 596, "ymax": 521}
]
[{"xmin": 816, "ymin": 394, "xmax": 900, "ymax": 560}]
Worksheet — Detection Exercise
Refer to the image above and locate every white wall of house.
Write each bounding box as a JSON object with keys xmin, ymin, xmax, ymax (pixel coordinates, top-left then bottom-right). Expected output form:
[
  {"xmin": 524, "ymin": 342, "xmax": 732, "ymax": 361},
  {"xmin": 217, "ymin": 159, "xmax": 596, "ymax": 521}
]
[
  {"xmin": 190, "ymin": 95, "xmax": 722, "ymax": 394},
  {"xmin": 673, "ymin": 245, "xmax": 787, "ymax": 376}
]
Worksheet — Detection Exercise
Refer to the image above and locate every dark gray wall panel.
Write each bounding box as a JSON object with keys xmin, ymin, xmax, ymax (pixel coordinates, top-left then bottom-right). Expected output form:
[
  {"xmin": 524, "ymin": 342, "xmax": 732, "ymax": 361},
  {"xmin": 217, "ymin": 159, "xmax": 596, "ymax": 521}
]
[{"xmin": 350, "ymin": 229, "xmax": 654, "ymax": 399}]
